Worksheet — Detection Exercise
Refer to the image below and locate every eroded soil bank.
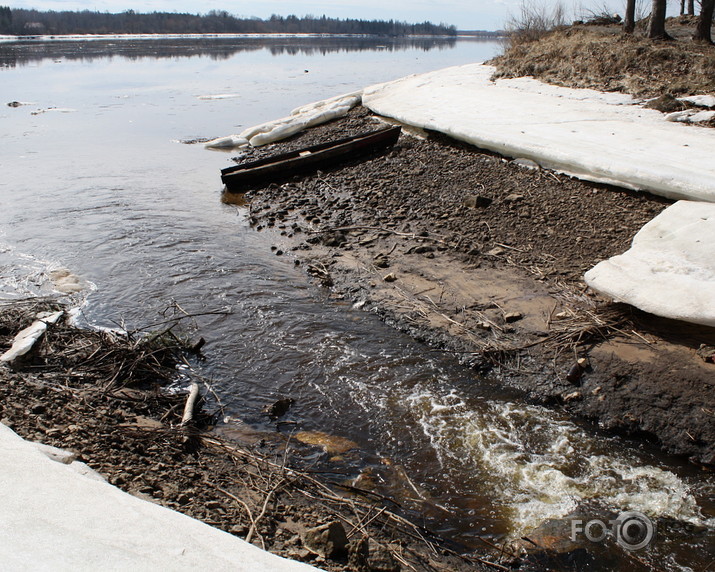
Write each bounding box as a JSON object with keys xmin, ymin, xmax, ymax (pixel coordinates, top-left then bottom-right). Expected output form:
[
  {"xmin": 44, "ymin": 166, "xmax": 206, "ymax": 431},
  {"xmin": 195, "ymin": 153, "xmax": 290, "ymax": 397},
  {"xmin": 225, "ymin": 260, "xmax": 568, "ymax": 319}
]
[{"xmin": 236, "ymin": 106, "xmax": 715, "ymax": 467}]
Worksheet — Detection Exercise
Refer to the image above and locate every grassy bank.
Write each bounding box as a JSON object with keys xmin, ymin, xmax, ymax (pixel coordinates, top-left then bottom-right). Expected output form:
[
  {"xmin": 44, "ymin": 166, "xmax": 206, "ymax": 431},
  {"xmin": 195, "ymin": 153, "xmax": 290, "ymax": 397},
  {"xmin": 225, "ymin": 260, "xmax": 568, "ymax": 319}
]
[{"xmin": 490, "ymin": 19, "xmax": 715, "ymax": 98}]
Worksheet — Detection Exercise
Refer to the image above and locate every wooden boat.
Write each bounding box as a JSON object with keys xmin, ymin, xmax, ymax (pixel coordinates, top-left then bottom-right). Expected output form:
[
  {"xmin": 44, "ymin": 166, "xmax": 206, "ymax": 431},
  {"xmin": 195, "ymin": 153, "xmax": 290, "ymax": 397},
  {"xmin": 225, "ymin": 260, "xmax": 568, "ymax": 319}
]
[{"xmin": 221, "ymin": 125, "xmax": 401, "ymax": 192}]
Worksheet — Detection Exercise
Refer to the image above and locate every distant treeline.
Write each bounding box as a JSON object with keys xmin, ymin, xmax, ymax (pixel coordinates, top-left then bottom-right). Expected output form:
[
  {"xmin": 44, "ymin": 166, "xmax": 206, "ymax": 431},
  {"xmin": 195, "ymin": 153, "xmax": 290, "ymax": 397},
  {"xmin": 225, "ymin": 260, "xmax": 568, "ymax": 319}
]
[{"xmin": 0, "ymin": 7, "xmax": 457, "ymax": 36}]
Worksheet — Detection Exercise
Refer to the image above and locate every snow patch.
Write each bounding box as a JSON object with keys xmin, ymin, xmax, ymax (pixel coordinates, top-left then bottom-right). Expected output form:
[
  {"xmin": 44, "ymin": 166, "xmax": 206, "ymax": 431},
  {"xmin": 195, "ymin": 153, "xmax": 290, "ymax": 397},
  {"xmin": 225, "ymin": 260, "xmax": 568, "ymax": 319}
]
[
  {"xmin": 679, "ymin": 94, "xmax": 715, "ymax": 109},
  {"xmin": 585, "ymin": 201, "xmax": 715, "ymax": 327},
  {"xmin": 206, "ymin": 90, "xmax": 361, "ymax": 149},
  {"xmin": 665, "ymin": 109, "xmax": 715, "ymax": 123},
  {"xmin": 0, "ymin": 422, "xmax": 318, "ymax": 570}
]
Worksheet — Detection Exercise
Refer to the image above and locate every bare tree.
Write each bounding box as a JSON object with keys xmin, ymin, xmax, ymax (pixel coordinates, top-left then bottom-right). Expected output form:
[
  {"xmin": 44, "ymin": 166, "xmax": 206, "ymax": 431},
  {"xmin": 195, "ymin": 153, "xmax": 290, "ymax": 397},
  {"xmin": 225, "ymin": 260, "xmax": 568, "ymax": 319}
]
[
  {"xmin": 647, "ymin": 0, "xmax": 670, "ymax": 38},
  {"xmin": 693, "ymin": 0, "xmax": 714, "ymax": 42},
  {"xmin": 624, "ymin": 0, "xmax": 636, "ymax": 33},
  {"xmin": 679, "ymin": 0, "xmax": 695, "ymax": 16}
]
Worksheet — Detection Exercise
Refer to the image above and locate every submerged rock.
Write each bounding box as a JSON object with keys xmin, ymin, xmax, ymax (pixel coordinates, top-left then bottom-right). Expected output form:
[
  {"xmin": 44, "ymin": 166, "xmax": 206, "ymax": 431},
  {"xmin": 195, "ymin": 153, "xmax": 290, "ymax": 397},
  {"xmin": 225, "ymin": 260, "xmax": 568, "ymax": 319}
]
[
  {"xmin": 261, "ymin": 397, "xmax": 295, "ymax": 419},
  {"xmin": 295, "ymin": 430, "xmax": 358, "ymax": 455},
  {"xmin": 302, "ymin": 521, "xmax": 349, "ymax": 559},
  {"xmin": 348, "ymin": 536, "xmax": 400, "ymax": 572}
]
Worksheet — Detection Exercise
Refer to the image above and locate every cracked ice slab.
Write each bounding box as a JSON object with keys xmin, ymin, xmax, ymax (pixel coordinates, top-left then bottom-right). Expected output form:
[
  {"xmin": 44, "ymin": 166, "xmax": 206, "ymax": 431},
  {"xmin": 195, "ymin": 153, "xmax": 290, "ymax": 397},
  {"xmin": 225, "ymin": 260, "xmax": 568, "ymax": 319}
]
[
  {"xmin": 362, "ymin": 63, "xmax": 715, "ymax": 203},
  {"xmin": 585, "ymin": 201, "xmax": 715, "ymax": 328}
]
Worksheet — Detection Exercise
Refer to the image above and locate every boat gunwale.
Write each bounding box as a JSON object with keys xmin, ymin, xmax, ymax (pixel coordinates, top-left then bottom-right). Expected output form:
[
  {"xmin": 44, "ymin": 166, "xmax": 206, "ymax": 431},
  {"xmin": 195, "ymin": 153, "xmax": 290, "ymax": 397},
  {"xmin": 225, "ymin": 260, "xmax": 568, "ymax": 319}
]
[{"xmin": 220, "ymin": 125, "xmax": 401, "ymax": 191}]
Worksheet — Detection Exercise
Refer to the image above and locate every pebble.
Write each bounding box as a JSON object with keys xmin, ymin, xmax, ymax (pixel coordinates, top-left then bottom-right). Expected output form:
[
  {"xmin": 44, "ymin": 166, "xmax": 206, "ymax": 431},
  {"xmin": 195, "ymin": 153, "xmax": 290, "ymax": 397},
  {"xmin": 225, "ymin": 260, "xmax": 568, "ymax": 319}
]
[
  {"xmin": 564, "ymin": 391, "xmax": 581, "ymax": 402},
  {"xmin": 503, "ymin": 311, "xmax": 523, "ymax": 323}
]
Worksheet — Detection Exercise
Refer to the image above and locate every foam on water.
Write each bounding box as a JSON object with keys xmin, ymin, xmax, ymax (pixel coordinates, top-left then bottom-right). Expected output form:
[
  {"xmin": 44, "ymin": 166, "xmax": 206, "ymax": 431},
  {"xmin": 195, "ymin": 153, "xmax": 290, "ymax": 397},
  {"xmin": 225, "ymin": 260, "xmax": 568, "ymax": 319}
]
[
  {"xmin": 0, "ymin": 242, "xmax": 57, "ymax": 299},
  {"xmin": 0, "ymin": 241, "xmax": 96, "ymax": 313},
  {"xmin": 405, "ymin": 388, "xmax": 713, "ymax": 535}
]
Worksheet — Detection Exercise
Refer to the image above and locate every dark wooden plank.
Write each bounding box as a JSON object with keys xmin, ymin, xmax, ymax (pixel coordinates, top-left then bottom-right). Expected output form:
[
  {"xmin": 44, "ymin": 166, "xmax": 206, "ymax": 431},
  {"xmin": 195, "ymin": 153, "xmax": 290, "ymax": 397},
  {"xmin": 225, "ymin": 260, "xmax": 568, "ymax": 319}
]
[{"xmin": 221, "ymin": 125, "xmax": 401, "ymax": 192}]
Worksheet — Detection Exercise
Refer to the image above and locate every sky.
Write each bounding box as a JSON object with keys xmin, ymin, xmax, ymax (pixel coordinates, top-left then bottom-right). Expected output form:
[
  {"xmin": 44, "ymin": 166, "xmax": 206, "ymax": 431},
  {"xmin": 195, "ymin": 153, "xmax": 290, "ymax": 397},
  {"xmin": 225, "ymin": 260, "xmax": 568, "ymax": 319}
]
[{"xmin": 5, "ymin": 0, "xmax": 560, "ymax": 31}]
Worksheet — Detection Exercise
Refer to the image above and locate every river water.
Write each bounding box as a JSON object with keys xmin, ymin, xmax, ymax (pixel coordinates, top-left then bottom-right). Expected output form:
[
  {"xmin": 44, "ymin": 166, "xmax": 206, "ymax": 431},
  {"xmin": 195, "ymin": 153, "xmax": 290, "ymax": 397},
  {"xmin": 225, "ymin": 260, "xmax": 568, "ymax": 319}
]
[{"xmin": 1, "ymin": 36, "xmax": 713, "ymax": 568}]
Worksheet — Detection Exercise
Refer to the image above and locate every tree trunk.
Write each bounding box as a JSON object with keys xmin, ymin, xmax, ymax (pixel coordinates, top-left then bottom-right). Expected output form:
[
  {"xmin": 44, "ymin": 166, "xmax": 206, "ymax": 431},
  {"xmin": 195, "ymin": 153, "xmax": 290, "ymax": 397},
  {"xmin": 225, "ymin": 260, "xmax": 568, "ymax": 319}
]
[
  {"xmin": 680, "ymin": 0, "xmax": 685, "ymax": 16},
  {"xmin": 624, "ymin": 0, "xmax": 636, "ymax": 33},
  {"xmin": 688, "ymin": 0, "xmax": 695, "ymax": 16},
  {"xmin": 648, "ymin": 0, "xmax": 670, "ymax": 39},
  {"xmin": 694, "ymin": 0, "xmax": 715, "ymax": 43}
]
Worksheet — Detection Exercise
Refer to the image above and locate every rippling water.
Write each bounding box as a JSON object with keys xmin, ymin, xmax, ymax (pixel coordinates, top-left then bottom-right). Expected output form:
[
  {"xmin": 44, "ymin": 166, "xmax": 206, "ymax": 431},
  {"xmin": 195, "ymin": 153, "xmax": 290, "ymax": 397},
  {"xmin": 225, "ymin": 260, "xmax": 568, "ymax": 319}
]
[{"xmin": 1, "ymin": 36, "xmax": 713, "ymax": 568}]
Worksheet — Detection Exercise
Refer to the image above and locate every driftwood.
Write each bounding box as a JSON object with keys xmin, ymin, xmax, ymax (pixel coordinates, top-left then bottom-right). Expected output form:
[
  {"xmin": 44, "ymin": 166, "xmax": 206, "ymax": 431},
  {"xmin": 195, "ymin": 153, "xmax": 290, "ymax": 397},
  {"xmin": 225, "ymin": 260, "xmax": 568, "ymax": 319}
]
[
  {"xmin": 0, "ymin": 310, "xmax": 63, "ymax": 364},
  {"xmin": 180, "ymin": 382, "xmax": 201, "ymax": 426}
]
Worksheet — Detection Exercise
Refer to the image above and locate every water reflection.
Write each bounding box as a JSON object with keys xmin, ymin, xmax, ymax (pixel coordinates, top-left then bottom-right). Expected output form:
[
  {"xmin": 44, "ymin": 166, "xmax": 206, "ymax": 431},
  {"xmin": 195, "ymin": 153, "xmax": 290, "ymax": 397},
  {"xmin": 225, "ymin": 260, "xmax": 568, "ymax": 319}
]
[{"xmin": 0, "ymin": 35, "xmax": 472, "ymax": 68}]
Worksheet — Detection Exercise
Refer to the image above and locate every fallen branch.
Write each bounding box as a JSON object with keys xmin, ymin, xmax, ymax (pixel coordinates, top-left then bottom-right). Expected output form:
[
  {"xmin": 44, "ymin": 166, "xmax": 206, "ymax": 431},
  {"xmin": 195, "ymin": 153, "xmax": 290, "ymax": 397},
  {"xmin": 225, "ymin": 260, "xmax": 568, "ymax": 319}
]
[
  {"xmin": 200, "ymin": 435, "xmax": 517, "ymax": 570},
  {"xmin": 246, "ymin": 477, "xmax": 285, "ymax": 544},
  {"xmin": 180, "ymin": 382, "xmax": 201, "ymax": 426}
]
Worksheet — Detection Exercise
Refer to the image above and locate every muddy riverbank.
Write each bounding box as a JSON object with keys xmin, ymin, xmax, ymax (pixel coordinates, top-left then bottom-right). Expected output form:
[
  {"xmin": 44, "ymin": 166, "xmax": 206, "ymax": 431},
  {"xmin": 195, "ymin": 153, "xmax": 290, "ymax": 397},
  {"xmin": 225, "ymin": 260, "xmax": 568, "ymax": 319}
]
[
  {"xmin": 2, "ymin": 112, "xmax": 713, "ymax": 571},
  {"xmin": 0, "ymin": 298, "xmax": 499, "ymax": 571},
  {"xmin": 236, "ymin": 106, "xmax": 715, "ymax": 467}
]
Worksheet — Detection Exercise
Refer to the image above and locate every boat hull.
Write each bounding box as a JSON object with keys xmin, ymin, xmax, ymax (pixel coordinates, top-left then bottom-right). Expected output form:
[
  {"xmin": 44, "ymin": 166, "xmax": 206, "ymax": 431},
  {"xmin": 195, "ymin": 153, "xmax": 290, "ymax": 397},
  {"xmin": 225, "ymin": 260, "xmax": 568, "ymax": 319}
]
[{"xmin": 220, "ymin": 125, "xmax": 401, "ymax": 192}]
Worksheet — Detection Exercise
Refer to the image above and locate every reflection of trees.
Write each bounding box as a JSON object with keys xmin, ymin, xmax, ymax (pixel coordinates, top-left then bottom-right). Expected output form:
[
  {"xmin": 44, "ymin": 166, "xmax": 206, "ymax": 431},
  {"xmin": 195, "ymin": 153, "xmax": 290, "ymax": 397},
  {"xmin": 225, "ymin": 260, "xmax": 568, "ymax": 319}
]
[{"xmin": 0, "ymin": 36, "xmax": 481, "ymax": 68}]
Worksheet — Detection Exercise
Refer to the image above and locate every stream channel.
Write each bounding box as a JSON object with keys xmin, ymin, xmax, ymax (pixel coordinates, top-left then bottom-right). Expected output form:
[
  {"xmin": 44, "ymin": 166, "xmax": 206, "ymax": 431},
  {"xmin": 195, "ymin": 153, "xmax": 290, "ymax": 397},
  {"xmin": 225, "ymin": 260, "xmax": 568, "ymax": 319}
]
[{"xmin": 1, "ymin": 36, "xmax": 713, "ymax": 569}]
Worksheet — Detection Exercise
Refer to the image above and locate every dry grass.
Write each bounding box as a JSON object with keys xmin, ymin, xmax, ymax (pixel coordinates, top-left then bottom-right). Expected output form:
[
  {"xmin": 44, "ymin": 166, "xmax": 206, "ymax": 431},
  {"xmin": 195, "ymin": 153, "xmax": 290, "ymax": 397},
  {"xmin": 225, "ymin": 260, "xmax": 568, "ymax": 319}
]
[{"xmin": 491, "ymin": 26, "xmax": 715, "ymax": 98}]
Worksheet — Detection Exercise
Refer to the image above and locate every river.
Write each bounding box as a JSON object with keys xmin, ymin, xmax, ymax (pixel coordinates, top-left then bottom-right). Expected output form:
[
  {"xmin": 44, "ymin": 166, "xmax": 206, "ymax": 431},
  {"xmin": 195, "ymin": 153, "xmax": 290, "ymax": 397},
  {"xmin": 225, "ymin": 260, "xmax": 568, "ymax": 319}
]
[{"xmin": 1, "ymin": 36, "xmax": 713, "ymax": 569}]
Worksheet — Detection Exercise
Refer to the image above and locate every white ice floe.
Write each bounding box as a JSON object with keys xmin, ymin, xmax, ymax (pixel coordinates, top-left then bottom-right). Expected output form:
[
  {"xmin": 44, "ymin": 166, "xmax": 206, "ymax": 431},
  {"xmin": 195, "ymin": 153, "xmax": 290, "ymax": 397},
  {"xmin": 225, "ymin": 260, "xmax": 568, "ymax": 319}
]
[
  {"xmin": 0, "ymin": 310, "xmax": 63, "ymax": 363},
  {"xmin": 205, "ymin": 90, "xmax": 361, "ymax": 149},
  {"xmin": 679, "ymin": 94, "xmax": 715, "ymax": 108},
  {"xmin": 665, "ymin": 109, "xmax": 715, "ymax": 124},
  {"xmin": 197, "ymin": 93, "xmax": 241, "ymax": 100},
  {"xmin": 362, "ymin": 63, "xmax": 715, "ymax": 203},
  {"xmin": 204, "ymin": 134, "xmax": 250, "ymax": 149},
  {"xmin": 30, "ymin": 107, "xmax": 77, "ymax": 115},
  {"xmin": 0, "ymin": 423, "xmax": 317, "ymax": 571},
  {"xmin": 585, "ymin": 201, "xmax": 715, "ymax": 327}
]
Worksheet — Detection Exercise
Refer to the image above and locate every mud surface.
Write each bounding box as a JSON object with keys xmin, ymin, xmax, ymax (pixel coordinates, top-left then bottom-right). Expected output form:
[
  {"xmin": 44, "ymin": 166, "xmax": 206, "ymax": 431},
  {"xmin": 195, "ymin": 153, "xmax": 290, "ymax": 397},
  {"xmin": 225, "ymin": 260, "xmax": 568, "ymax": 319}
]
[{"xmin": 237, "ymin": 107, "xmax": 715, "ymax": 466}]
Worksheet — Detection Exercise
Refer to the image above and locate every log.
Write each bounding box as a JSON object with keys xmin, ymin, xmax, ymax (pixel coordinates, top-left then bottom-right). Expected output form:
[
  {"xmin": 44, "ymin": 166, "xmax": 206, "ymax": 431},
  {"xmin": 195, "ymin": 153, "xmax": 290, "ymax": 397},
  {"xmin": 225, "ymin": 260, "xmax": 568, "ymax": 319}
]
[
  {"xmin": 0, "ymin": 311, "xmax": 63, "ymax": 364},
  {"xmin": 180, "ymin": 383, "xmax": 201, "ymax": 425}
]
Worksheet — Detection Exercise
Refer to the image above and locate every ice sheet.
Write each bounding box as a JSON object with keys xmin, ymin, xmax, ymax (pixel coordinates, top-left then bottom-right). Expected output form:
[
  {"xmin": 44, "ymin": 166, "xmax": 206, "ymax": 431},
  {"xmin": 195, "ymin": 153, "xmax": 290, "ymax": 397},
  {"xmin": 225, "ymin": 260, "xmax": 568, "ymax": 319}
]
[
  {"xmin": 585, "ymin": 201, "xmax": 715, "ymax": 327},
  {"xmin": 666, "ymin": 109, "xmax": 715, "ymax": 123},
  {"xmin": 362, "ymin": 63, "xmax": 715, "ymax": 203},
  {"xmin": 0, "ymin": 423, "xmax": 318, "ymax": 571}
]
